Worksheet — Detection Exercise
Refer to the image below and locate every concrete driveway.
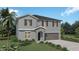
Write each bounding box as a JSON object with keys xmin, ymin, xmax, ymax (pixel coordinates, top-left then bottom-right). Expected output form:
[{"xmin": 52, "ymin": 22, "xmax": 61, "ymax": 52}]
[{"xmin": 46, "ymin": 40, "xmax": 79, "ymax": 51}]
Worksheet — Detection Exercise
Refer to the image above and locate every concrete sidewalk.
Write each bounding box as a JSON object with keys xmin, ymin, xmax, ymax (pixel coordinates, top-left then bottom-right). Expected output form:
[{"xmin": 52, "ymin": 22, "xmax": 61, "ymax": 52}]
[{"xmin": 46, "ymin": 40, "xmax": 79, "ymax": 51}]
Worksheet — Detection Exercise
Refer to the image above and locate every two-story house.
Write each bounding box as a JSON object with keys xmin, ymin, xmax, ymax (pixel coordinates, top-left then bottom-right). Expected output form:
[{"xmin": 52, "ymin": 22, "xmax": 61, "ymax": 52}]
[{"xmin": 16, "ymin": 14, "xmax": 61, "ymax": 41}]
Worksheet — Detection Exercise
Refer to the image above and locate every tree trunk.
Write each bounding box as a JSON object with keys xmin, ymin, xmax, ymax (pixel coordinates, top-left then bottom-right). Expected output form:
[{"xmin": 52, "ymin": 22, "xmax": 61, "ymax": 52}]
[
  {"xmin": 7, "ymin": 30, "xmax": 10, "ymax": 51},
  {"xmin": 1, "ymin": 23, "xmax": 3, "ymax": 37}
]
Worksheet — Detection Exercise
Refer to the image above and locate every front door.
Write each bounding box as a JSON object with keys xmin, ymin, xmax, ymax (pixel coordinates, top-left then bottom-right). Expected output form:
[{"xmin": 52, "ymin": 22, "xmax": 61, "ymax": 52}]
[
  {"xmin": 38, "ymin": 32, "xmax": 41, "ymax": 40},
  {"xmin": 38, "ymin": 31, "xmax": 43, "ymax": 41}
]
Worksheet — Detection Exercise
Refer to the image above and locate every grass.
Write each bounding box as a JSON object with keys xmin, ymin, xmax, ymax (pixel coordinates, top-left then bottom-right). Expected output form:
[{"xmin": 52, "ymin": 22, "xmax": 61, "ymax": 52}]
[
  {"xmin": 0, "ymin": 35, "xmax": 67, "ymax": 51},
  {"xmin": 18, "ymin": 42, "xmax": 63, "ymax": 51},
  {"xmin": 62, "ymin": 34, "xmax": 79, "ymax": 43},
  {"xmin": 0, "ymin": 35, "xmax": 18, "ymax": 50}
]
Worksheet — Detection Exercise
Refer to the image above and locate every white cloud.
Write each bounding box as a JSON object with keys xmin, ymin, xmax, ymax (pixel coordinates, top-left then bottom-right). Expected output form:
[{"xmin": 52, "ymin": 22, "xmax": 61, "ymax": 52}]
[
  {"xmin": 9, "ymin": 9, "xmax": 20, "ymax": 17},
  {"xmin": 61, "ymin": 7, "xmax": 79, "ymax": 16},
  {"xmin": 9, "ymin": 9, "xmax": 19, "ymax": 13}
]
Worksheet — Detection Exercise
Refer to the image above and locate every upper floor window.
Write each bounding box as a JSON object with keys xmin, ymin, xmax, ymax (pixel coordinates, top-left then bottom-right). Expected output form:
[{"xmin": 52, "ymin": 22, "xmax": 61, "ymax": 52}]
[
  {"xmin": 56, "ymin": 21, "xmax": 58, "ymax": 27},
  {"xmin": 52, "ymin": 21, "xmax": 54, "ymax": 27},
  {"xmin": 24, "ymin": 19, "xmax": 27, "ymax": 26},
  {"xmin": 54, "ymin": 21, "xmax": 58, "ymax": 27},
  {"xmin": 46, "ymin": 21, "xmax": 48, "ymax": 26},
  {"xmin": 42, "ymin": 21, "xmax": 44, "ymax": 26},
  {"xmin": 29, "ymin": 20, "xmax": 32, "ymax": 26}
]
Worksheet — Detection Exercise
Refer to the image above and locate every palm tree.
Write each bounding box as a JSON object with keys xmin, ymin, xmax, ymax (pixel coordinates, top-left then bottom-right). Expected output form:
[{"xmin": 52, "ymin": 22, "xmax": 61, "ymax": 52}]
[
  {"xmin": 0, "ymin": 8, "xmax": 10, "ymax": 37},
  {"xmin": 2, "ymin": 12, "xmax": 16, "ymax": 40},
  {"xmin": 0, "ymin": 8, "xmax": 16, "ymax": 50},
  {"xmin": 0, "ymin": 8, "xmax": 16, "ymax": 38}
]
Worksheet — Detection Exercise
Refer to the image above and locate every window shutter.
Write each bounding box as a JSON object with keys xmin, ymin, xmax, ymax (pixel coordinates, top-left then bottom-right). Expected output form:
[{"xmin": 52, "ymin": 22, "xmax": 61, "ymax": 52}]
[
  {"xmin": 24, "ymin": 19, "xmax": 27, "ymax": 26},
  {"xmin": 46, "ymin": 21, "xmax": 48, "ymax": 26},
  {"xmin": 42, "ymin": 21, "xmax": 44, "ymax": 26},
  {"xmin": 52, "ymin": 21, "xmax": 54, "ymax": 27},
  {"xmin": 29, "ymin": 20, "xmax": 32, "ymax": 26}
]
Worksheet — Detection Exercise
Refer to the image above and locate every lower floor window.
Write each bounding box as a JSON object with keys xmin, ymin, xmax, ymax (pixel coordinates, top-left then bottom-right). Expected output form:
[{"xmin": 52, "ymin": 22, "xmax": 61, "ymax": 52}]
[
  {"xmin": 28, "ymin": 32, "xmax": 30, "ymax": 38},
  {"xmin": 25, "ymin": 32, "xmax": 30, "ymax": 39}
]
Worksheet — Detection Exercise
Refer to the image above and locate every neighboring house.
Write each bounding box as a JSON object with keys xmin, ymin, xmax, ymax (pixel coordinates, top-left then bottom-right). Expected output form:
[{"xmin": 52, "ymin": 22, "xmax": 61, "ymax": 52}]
[{"xmin": 16, "ymin": 14, "xmax": 61, "ymax": 41}]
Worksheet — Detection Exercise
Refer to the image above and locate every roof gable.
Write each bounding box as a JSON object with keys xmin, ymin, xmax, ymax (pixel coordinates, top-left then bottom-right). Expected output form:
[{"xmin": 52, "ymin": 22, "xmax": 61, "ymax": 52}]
[
  {"xmin": 17, "ymin": 15, "xmax": 38, "ymax": 20},
  {"xmin": 16, "ymin": 14, "xmax": 39, "ymax": 24}
]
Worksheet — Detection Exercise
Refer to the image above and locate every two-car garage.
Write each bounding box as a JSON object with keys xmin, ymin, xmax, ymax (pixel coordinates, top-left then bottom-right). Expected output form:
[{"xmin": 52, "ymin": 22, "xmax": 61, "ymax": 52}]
[{"xmin": 45, "ymin": 33, "xmax": 59, "ymax": 40}]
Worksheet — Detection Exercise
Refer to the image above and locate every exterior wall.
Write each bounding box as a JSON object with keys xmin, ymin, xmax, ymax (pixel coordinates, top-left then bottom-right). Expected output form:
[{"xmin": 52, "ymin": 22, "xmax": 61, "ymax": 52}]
[
  {"xmin": 37, "ymin": 20, "xmax": 61, "ymax": 33},
  {"xmin": 45, "ymin": 21, "xmax": 61, "ymax": 40},
  {"xmin": 36, "ymin": 20, "xmax": 61, "ymax": 40},
  {"xmin": 16, "ymin": 15, "xmax": 61, "ymax": 41},
  {"xmin": 17, "ymin": 16, "xmax": 37, "ymax": 30},
  {"xmin": 17, "ymin": 30, "xmax": 36, "ymax": 41},
  {"xmin": 36, "ymin": 20, "xmax": 42, "ymax": 26}
]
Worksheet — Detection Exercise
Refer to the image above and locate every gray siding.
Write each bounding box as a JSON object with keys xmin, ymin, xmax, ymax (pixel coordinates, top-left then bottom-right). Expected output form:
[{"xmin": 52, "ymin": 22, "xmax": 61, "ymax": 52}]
[
  {"xmin": 37, "ymin": 20, "xmax": 60, "ymax": 33},
  {"xmin": 16, "ymin": 15, "xmax": 61, "ymax": 41},
  {"xmin": 17, "ymin": 30, "xmax": 36, "ymax": 41},
  {"xmin": 17, "ymin": 16, "xmax": 37, "ymax": 30}
]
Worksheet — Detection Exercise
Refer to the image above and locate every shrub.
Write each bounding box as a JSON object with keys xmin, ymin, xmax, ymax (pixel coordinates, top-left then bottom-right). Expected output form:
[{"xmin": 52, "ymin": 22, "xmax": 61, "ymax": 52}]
[
  {"xmin": 62, "ymin": 47, "xmax": 68, "ymax": 51},
  {"xmin": 19, "ymin": 39, "xmax": 32, "ymax": 46},
  {"xmin": 39, "ymin": 41, "xmax": 44, "ymax": 44},
  {"xmin": 45, "ymin": 42, "xmax": 48, "ymax": 44},
  {"xmin": 32, "ymin": 39, "xmax": 35, "ymax": 42},
  {"xmin": 48, "ymin": 42, "xmax": 52, "ymax": 45},
  {"xmin": 13, "ymin": 46, "xmax": 18, "ymax": 50},
  {"xmin": 7, "ymin": 44, "xmax": 19, "ymax": 51},
  {"xmin": 0, "ymin": 48, "xmax": 4, "ymax": 51},
  {"xmin": 56, "ymin": 45, "xmax": 62, "ymax": 49},
  {"xmin": 51, "ymin": 43, "xmax": 55, "ymax": 46},
  {"xmin": 75, "ymin": 34, "xmax": 79, "ymax": 38},
  {"xmin": 8, "ymin": 47, "xmax": 14, "ymax": 51},
  {"xmin": 19, "ymin": 41, "xmax": 26, "ymax": 46},
  {"xmin": 10, "ymin": 44, "xmax": 15, "ymax": 48},
  {"xmin": 2, "ymin": 45, "xmax": 6, "ymax": 48},
  {"xmin": 1, "ymin": 45, "xmax": 7, "ymax": 51},
  {"xmin": 0, "ymin": 37, "xmax": 8, "ymax": 40},
  {"xmin": 11, "ymin": 37, "xmax": 18, "ymax": 42}
]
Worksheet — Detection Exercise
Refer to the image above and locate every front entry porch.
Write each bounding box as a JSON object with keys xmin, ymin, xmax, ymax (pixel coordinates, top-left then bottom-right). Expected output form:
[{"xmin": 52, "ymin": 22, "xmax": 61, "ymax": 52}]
[{"xmin": 35, "ymin": 26, "xmax": 46, "ymax": 41}]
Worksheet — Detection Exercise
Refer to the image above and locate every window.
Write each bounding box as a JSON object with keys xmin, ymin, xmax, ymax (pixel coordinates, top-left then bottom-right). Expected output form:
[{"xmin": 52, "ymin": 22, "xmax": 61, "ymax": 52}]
[
  {"xmin": 46, "ymin": 21, "xmax": 48, "ymax": 26},
  {"xmin": 25, "ymin": 32, "xmax": 30, "ymax": 38},
  {"xmin": 25, "ymin": 32, "xmax": 27, "ymax": 38},
  {"xmin": 54, "ymin": 21, "xmax": 58, "ymax": 27},
  {"xmin": 28, "ymin": 32, "xmax": 30, "ymax": 38},
  {"xmin": 52, "ymin": 21, "xmax": 54, "ymax": 27},
  {"xmin": 56, "ymin": 21, "xmax": 58, "ymax": 27},
  {"xmin": 42, "ymin": 21, "xmax": 44, "ymax": 26},
  {"xmin": 29, "ymin": 20, "xmax": 32, "ymax": 26},
  {"xmin": 24, "ymin": 19, "xmax": 27, "ymax": 26}
]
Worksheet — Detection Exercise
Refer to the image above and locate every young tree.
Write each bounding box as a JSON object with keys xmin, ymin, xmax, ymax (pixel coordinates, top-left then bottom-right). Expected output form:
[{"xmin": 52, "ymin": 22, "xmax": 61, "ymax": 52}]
[
  {"xmin": 75, "ymin": 27, "xmax": 79, "ymax": 38},
  {"xmin": 61, "ymin": 22, "xmax": 72, "ymax": 34},
  {"xmin": 72, "ymin": 21, "xmax": 79, "ymax": 34},
  {"xmin": 75, "ymin": 27, "xmax": 79, "ymax": 35}
]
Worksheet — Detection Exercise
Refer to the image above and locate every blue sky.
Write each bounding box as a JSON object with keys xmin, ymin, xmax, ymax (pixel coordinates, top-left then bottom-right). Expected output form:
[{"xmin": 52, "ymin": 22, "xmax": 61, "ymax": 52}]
[{"xmin": 0, "ymin": 7, "xmax": 79, "ymax": 24}]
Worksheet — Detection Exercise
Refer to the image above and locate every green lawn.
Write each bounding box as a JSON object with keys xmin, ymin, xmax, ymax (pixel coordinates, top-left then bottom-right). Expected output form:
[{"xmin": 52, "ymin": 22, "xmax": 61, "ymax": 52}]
[
  {"xmin": 62, "ymin": 34, "xmax": 79, "ymax": 43},
  {"xmin": 18, "ymin": 42, "xmax": 62, "ymax": 51},
  {"xmin": 0, "ymin": 35, "xmax": 18, "ymax": 49},
  {"xmin": 0, "ymin": 35, "xmax": 66, "ymax": 51}
]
